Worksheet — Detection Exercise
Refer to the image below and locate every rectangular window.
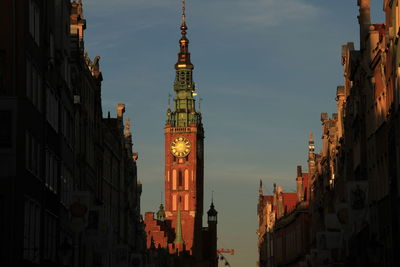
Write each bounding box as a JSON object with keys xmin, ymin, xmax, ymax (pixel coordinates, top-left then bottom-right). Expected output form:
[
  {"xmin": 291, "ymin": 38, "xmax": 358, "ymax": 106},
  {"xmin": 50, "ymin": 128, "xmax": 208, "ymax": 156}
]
[
  {"xmin": 61, "ymin": 165, "xmax": 72, "ymax": 206},
  {"xmin": 0, "ymin": 111, "xmax": 12, "ymax": 148},
  {"xmin": 25, "ymin": 131, "xmax": 40, "ymax": 177},
  {"xmin": 172, "ymin": 169, "xmax": 177, "ymax": 190},
  {"xmin": 32, "ymin": 67, "xmax": 37, "ymax": 107},
  {"xmin": 46, "ymin": 87, "xmax": 59, "ymax": 132},
  {"xmin": 37, "ymin": 73, "xmax": 42, "ymax": 111},
  {"xmin": 184, "ymin": 194, "xmax": 189, "ymax": 210},
  {"xmin": 29, "ymin": 0, "xmax": 40, "ymax": 46},
  {"xmin": 23, "ymin": 198, "xmax": 41, "ymax": 263},
  {"xmin": 26, "ymin": 58, "xmax": 42, "ymax": 111},
  {"xmin": 178, "ymin": 171, "xmax": 183, "ymax": 187},
  {"xmin": 172, "ymin": 194, "xmax": 177, "ymax": 211},
  {"xmin": 29, "ymin": 1, "xmax": 34, "ymax": 36},
  {"xmin": 45, "ymin": 149, "xmax": 58, "ymax": 193},
  {"xmin": 44, "ymin": 211, "xmax": 57, "ymax": 261},
  {"xmin": 184, "ymin": 169, "xmax": 189, "ymax": 190},
  {"xmin": 26, "ymin": 59, "xmax": 32, "ymax": 99}
]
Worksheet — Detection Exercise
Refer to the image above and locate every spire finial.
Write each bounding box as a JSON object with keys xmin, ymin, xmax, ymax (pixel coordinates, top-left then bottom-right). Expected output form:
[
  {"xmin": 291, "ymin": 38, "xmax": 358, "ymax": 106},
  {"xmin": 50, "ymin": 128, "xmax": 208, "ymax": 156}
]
[
  {"xmin": 309, "ymin": 131, "xmax": 313, "ymax": 142},
  {"xmin": 180, "ymin": 0, "xmax": 187, "ymax": 32},
  {"xmin": 175, "ymin": 0, "xmax": 192, "ymax": 69},
  {"xmin": 181, "ymin": 0, "xmax": 186, "ymax": 25},
  {"xmin": 211, "ymin": 190, "xmax": 214, "ymax": 204}
]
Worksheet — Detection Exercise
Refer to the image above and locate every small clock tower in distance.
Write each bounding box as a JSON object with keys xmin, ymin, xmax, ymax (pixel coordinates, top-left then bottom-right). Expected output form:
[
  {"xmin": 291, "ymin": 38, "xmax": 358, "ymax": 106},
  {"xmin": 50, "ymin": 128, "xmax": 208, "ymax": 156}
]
[{"xmin": 163, "ymin": 2, "xmax": 204, "ymax": 255}]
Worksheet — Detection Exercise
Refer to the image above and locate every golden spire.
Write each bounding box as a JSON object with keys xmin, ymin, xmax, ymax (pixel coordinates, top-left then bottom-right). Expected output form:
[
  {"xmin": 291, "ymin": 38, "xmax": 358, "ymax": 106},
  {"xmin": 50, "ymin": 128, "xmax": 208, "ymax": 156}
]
[
  {"xmin": 181, "ymin": 0, "xmax": 186, "ymax": 27},
  {"xmin": 175, "ymin": 0, "xmax": 192, "ymax": 69}
]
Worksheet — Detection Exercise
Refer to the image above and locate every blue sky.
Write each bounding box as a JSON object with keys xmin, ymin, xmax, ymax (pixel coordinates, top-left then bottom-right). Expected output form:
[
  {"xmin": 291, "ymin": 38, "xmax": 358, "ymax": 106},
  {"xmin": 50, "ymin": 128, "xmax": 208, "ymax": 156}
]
[{"xmin": 83, "ymin": 0, "xmax": 384, "ymax": 266}]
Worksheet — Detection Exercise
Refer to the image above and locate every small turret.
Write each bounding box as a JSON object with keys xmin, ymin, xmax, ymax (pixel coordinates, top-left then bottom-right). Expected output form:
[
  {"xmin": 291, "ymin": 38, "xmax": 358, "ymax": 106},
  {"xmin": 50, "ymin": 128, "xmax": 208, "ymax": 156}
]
[
  {"xmin": 207, "ymin": 201, "xmax": 218, "ymax": 225},
  {"xmin": 156, "ymin": 203, "xmax": 166, "ymax": 222}
]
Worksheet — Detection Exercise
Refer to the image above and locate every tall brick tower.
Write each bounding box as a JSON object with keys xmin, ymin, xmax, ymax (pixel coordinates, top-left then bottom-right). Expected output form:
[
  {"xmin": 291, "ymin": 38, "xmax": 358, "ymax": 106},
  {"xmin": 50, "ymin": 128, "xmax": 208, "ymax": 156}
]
[
  {"xmin": 163, "ymin": 0, "xmax": 204, "ymax": 255},
  {"xmin": 145, "ymin": 3, "xmax": 217, "ymax": 265}
]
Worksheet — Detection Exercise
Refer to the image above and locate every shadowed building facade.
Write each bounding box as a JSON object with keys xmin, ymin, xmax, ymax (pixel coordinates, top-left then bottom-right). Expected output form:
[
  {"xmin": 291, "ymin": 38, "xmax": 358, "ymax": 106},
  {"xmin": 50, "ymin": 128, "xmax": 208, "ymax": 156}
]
[{"xmin": 0, "ymin": 1, "xmax": 146, "ymax": 266}]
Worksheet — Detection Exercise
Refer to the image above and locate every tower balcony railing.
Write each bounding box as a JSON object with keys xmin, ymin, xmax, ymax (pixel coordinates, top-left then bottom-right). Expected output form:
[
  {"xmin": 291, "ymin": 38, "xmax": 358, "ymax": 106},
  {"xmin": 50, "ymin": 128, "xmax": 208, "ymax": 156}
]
[{"xmin": 167, "ymin": 127, "xmax": 196, "ymax": 133}]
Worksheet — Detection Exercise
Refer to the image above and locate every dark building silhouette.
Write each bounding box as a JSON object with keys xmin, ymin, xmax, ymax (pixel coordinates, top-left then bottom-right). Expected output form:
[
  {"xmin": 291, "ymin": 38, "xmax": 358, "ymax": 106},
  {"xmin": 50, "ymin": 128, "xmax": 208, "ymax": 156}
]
[{"xmin": 0, "ymin": 1, "xmax": 145, "ymax": 266}]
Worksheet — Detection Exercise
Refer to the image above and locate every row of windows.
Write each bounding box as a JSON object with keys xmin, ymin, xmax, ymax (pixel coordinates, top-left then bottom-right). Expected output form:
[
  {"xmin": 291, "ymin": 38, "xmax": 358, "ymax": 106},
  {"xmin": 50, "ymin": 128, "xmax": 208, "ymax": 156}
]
[
  {"xmin": 24, "ymin": 198, "xmax": 58, "ymax": 263},
  {"xmin": 171, "ymin": 169, "xmax": 190, "ymax": 190},
  {"xmin": 172, "ymin": 194, "xmax": 190, "ymax": 211}
]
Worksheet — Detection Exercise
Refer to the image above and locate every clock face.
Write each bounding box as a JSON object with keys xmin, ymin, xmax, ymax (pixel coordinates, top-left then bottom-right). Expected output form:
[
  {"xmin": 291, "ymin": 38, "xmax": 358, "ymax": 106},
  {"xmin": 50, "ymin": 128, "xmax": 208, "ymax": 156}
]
[{"xmin": 171, "ymin": 137, "xmax": 191, "ymax": 157}]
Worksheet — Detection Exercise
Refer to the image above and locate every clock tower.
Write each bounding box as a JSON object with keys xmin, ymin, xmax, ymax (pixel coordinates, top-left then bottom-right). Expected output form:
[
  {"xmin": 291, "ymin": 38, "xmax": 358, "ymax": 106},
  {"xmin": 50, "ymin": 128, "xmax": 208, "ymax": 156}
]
[
  {"xmin": 144, "ymin": 3, "xmax": 217, "ymax": 265},
  {"xmin": 164, "ymin": 0, "xmax": 204, "ymax": 254}
]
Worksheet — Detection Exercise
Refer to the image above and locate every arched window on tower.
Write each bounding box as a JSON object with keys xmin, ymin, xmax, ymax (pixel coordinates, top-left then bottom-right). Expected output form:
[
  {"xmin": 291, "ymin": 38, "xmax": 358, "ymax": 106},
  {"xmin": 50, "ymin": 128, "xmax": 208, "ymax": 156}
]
[{"xmin": 178, "ymin": 171, "xmax": 183, "ymax": 187}]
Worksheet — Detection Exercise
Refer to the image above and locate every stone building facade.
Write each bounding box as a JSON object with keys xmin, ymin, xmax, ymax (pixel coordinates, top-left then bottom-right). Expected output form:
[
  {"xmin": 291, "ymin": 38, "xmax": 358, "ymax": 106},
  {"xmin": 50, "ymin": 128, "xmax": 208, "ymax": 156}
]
[
  {"xmin": 257, "ymin": 166, "xmax": 310, "ymax": 267},
  {"xmin": 258, "ymin": 1, "xmax": 400, "ymax": 266},
  {"xmin": 0, "ymin": 1, "xmax": 145, "ymax": 267}
]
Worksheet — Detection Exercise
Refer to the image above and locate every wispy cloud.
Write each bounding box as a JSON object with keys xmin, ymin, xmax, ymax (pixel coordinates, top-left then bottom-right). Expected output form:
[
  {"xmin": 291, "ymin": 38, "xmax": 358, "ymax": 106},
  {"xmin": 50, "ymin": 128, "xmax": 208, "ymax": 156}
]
[
  {"xmin": 84, "ymin": 0, "xmax": 173, "ymax": 11},
  {"xmin": 192, "ymin": 0, "xmax": 322, "ymax": 31},
  {"xmin": 233, "ymin": 0, "xmax": 321, "ymax": 27}
]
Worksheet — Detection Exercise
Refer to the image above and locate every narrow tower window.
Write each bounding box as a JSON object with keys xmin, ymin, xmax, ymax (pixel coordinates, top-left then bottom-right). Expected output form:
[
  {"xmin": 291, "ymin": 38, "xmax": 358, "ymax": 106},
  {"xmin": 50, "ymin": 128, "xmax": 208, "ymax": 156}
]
[
  {"xmin": 184, "ymin": 169, "xmax": 189, "ymax": 190},
  {"xmin": 178, "ymin": 171, "xmax": 183, "ymax": 187}
]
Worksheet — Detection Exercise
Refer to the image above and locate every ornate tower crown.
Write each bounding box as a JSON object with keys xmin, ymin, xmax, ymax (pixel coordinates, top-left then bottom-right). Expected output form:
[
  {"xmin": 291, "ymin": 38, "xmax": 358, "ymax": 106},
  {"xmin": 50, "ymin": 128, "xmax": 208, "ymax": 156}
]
[
  {"xmin": 176, "ymin": 0, "xmax": 192, "ymax": 69},
  {"xmin": 167, "ymin": 0, "xmax": 201, "ymax": 128}
]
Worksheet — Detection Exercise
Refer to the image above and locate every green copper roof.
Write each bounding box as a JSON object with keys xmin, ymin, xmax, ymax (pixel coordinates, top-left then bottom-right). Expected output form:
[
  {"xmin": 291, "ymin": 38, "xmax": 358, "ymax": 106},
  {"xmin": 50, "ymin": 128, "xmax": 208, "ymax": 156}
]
[{"xmin": 166, "ymin": 0, "xmax": 202, "ymax": 128}]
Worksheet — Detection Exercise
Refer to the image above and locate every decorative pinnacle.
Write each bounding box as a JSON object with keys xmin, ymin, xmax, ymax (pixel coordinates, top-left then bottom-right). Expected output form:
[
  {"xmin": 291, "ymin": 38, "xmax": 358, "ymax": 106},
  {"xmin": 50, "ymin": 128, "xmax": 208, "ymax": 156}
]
[{"xmin": 180, "ymin": 0, "xmax": 187, "ymax": 34}]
